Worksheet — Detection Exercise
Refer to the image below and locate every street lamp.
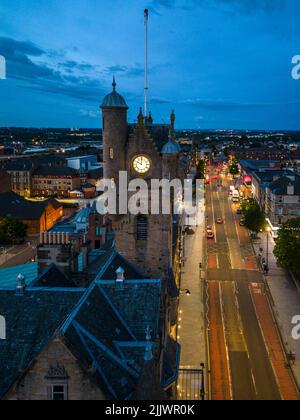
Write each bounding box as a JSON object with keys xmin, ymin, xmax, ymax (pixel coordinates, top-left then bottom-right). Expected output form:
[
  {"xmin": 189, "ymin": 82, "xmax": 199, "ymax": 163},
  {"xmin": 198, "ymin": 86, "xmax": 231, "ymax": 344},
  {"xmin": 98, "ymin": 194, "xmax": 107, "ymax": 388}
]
[{"xmin": 200, "ymin": 363, "xmax": 205, "ymax": 401}]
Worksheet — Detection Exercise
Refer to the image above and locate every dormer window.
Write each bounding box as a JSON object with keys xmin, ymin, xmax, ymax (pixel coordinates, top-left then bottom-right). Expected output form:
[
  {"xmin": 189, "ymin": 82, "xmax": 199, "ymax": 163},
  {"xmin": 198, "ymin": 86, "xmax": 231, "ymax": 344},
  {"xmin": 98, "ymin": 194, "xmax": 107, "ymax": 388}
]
[{"xmin": 51, "ymin": 384, "xmax": 67, "ymax": 401}]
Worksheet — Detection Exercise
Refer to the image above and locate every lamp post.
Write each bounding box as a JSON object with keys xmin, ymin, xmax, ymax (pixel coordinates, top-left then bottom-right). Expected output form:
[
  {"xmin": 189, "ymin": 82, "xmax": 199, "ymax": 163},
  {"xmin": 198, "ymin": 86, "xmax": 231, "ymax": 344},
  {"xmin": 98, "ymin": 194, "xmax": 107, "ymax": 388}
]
[
  {"xmin": 200, "ymin": 363, "xmax": 205, "ymax": 401},
  {"xmin": 265, "ymin": 226, "xmax": 271, "ymax": 275}
]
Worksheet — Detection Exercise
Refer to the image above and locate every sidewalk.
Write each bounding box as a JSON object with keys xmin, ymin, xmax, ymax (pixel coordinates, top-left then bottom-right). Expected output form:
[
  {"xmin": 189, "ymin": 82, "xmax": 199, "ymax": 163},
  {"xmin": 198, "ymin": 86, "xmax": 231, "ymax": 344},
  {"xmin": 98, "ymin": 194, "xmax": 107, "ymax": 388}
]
[
  {"xmin": 252, "ymin": 233, "xmax": 300, "ymax": 388},
  {"xmin": 178, "ymin": 222, "xmax": 206, "ymax": 370}
]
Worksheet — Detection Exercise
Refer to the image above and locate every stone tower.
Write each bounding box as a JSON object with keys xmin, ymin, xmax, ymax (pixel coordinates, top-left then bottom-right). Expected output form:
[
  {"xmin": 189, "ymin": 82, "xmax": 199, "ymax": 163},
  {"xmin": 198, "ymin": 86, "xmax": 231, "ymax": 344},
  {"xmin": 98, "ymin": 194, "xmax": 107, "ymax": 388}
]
[
  {"xmin": 101, "ymin": 77, "xmax": 128, "ymax": 181},
  {"xmin": 101, "ymin": 80, "xmax": 181, "ymax": 279}
]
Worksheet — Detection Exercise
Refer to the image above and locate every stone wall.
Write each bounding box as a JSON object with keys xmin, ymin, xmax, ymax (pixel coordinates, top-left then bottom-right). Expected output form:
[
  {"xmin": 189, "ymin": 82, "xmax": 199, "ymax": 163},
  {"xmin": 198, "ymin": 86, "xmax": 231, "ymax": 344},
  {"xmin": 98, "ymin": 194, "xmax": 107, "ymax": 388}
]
[{"xmin": 6, "ymin": 337, "xmax": 106, "ymax": 401}]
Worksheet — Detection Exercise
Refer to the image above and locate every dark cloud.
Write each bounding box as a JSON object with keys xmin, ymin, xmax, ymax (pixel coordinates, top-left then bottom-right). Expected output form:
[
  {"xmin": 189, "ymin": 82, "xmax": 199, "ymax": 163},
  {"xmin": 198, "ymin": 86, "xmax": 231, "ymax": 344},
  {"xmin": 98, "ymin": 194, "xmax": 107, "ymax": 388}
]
[
  {"xmin": 0, "ymin": 36, "xmax": 106, "ymax": 102},
  {"xmin": 105, "ymin": 64, "xmax": 144, "ymax": 78},
  {"xmin": 150, "ymin": 97, "xmax": 170, "ymax": 104},
  {"xmin": 58, "ymin": 60, "xmax": 96, "ymax": 72},
  {"xmin": 148, "ymin": 0, "xmax": 285, "ymax": 14}
]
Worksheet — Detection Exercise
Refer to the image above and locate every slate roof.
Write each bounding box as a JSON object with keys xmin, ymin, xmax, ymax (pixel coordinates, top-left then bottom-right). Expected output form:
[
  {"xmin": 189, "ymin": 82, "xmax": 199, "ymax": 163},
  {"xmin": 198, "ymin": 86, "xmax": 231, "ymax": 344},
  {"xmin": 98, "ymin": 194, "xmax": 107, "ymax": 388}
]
[
  {"xmin": 0, "ymin": 271, "xmax": 179, "ymax": 400},
  {"xmin": 60, "ymin": 277, "xmax": 163, "ymax": 400},
  {"xmin": 0, "ymin": 263, "xmax": 38, "ymax": 289},
  {"xmin": 31, "ymin": 263, "xmax": 77, "ymax": 288},
  {"xmin": 33, "ymin": 166, "xmax": 78, "ymax": 177},
  {"xmin": 88, "ymin": 248, "xmax": 146, "ymax": 281},
  {"xmin": 0, "ymin": 192, "xmax": 62, "ymax": 220},
  {"xmin": 268, "ymin": 177, "xmax": 300, "ymax": 195},
  {"xmin": 0, "ymin": 289, "xmax": 83, "ymax": 399},
  {"xmin": 88, "ymin": 167, "xmax": 103, "ymax": 179}
]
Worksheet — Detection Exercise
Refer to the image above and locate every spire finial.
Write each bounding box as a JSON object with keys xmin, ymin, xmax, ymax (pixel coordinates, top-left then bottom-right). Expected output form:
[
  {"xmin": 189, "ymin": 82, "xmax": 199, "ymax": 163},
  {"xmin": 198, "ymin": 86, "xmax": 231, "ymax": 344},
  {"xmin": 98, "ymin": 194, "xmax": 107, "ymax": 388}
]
[
  {"xmin": 112, "ymin": 76, "xmax": 117, "ymax": 91},
  {"xmin": 138, "ymin": 107, "xmax": 144, "ymax": 126},
  {"xmin": 170, "ymin": 110, "xmax": 175, "ymax": 142}
]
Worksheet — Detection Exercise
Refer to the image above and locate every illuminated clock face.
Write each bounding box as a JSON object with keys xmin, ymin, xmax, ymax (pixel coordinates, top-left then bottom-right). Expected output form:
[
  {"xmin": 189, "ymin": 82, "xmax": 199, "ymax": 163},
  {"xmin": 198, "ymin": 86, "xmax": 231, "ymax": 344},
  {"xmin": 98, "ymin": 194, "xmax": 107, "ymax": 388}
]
[{"xmin": 132, "ymin": 155, "xmax": 151, "ymax": 174}]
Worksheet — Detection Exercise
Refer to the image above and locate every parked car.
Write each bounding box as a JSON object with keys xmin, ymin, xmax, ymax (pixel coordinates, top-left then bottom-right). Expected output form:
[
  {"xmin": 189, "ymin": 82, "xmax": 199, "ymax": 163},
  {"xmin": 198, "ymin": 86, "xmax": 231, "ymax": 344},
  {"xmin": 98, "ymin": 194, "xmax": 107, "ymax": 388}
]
[
  {"xmin": 237, "ymin": 208, "xmax": 242, "ymax": 215},
  {"xmin": 239, "ymin": 219, "xmax": 246, "ymax": 226},
  {"xmin": 207, "ymin": 229, "xmax": 215, "ymax": 239},
  {"xmin": 216, "ymin": 218, "xmax": 223, "ymax": 224}
]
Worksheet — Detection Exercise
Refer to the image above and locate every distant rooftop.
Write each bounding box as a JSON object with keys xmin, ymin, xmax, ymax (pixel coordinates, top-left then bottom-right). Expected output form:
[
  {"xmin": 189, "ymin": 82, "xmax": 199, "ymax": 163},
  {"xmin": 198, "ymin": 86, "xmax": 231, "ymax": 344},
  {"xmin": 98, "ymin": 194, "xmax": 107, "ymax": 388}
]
[{"xmin": 0, "ymin": 262, "xmax": 38, "ymax": 289}]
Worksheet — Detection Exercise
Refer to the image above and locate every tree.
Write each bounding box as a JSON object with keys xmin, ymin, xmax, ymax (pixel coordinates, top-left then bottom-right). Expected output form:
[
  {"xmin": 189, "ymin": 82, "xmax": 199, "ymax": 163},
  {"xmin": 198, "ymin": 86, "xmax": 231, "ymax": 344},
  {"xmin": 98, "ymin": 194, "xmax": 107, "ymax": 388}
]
[
  {"xmin": 229, "ymin": 160, "xmax": 239, "ymax": 177},
  {"xmin": 195, "ymin": 159, "xmax": 205, "ymax": 180},
  {"xmin": 241, "ymin": 199, "xmax": 266, "ymax": 233},
  {"xmin": 0, "ymin": 217, "xmax": 27, "ymax": 245},
  {"xmin": 274, "ymin": 218, "xmax": 300, "ymax": 273}
]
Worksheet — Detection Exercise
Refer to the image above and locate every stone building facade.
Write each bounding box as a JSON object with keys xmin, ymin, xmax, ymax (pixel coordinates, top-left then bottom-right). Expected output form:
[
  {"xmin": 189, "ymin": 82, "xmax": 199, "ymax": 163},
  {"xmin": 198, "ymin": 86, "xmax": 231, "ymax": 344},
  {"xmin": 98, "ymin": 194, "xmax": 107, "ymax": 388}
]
[
  {"xmin": 6, "ymin": 337, "xmax": 106, "ymax": 401},
  {"xmin": 101, "ymin": 80, "xmax": 182, "ymax": 280}
]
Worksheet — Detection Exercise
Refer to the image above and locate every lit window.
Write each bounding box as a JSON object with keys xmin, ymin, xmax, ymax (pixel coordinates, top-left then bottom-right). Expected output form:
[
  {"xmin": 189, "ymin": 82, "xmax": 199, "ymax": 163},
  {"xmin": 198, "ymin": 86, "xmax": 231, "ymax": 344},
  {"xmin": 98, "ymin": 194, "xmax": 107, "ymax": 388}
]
[
  {"xmin": 51, "ymin": 385, "xmax": 67, "ymax": 401},
  {"xmin": 109, "ymin": 148, "xmax": 114, "ymax": 160}
]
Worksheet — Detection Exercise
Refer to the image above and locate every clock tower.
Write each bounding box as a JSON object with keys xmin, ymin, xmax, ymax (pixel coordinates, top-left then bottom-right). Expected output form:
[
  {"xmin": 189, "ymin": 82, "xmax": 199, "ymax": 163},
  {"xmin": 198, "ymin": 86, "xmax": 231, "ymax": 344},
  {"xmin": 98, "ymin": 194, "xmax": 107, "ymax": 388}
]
[{"xmin": 101, "ymin": 80, "xmax": 181, "ymax": 280}]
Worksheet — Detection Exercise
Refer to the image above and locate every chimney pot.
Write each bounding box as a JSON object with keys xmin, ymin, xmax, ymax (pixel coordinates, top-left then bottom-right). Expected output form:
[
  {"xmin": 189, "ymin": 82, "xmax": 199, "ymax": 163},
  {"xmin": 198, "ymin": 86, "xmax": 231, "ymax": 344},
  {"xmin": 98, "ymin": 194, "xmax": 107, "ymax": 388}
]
[
  {"xmin": 116, "ymin": 267, "xmax": 125, "ymax": 283},
  {"xmin": 16, "ymin": 273, "xmax": 26, "ymax": 296}
]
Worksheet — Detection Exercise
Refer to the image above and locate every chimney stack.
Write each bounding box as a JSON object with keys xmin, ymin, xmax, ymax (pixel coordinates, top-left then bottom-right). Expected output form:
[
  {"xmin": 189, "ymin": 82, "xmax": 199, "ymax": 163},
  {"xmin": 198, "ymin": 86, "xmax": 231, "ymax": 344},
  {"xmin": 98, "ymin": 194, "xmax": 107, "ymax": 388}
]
[
  {"xmin": 116, "ymin": 267, "xmax": 125, "ymax": 285},
  {"xmin": 16, "ymin": 273, "xmax": 26, "ymax": 296},
  {"xmin": 287, "ymin": 183, "xmax": 295, "ymax": 196}
]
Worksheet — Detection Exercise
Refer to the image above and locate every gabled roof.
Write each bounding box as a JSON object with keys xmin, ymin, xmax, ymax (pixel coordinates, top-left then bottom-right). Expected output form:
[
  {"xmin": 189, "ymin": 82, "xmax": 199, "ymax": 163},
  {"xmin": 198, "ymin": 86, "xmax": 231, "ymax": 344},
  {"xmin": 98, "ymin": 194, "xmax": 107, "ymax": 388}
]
[
  {"xmin": 268, "ymin": 177, "xmax": 300, "ymax": 195},
  {"xmin": 0, "ymin": 289, "xmax": 83, "ymax": 399},
  {"xmin": 88, "ymin": 248, "xmax": 146, "ymax": 281},
  {"xmin": 60, "ymin": 276, "xmax": 162, "ymax": 400},
  {"xmin": 0, "ymin": 192, "xmax": 62, "ymax": 220},
  {"xmin": 127, "ymin": 124, "xmax": 170, "ymax": 153},
  {"xmin": 97, "ymin": 279, "xmax": 161, "ymax": 341},
  {"xmin": 31, "ymin": 263, "xmax": 77, "ymax": 288},
  {"xmin": 33, "ymin": 166, "xmax": 78, "ymax": 177}
]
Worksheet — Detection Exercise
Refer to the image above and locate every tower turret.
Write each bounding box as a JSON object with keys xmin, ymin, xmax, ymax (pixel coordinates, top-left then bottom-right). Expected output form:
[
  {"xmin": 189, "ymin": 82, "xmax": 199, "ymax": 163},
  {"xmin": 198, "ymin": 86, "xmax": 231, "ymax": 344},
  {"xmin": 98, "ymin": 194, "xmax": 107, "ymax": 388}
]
[{"xmin": 101, "ymin": 78, "xmax": 128, "ymax": 181}]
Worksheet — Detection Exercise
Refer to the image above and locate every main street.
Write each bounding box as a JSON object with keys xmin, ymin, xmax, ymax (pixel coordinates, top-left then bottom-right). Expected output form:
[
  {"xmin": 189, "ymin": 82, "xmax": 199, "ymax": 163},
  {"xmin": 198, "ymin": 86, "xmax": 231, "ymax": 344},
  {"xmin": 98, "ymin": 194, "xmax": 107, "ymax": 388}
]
[{"xmin": 205, "ymin": 166, "xmax": 299, "ymax": 400}]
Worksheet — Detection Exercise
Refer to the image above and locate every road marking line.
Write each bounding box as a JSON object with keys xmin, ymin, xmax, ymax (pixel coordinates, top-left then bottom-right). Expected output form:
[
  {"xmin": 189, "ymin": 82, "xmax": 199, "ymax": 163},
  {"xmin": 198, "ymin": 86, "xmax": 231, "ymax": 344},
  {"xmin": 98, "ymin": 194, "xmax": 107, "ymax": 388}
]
[{"xmin": 219, "ymin": 282, "xmax": 233, "ymax": 400}]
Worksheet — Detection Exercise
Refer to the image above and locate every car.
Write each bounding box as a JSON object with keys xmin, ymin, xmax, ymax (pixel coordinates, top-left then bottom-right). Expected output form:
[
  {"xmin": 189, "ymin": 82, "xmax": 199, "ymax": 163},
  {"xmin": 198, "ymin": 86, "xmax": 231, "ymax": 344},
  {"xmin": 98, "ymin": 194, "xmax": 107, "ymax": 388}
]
[
  {"xmin": 207, "ymin": 229, "xmax": 215, "ymax": 239},
  {"xmin": 239, "ymin": 219, "xmax": 246, "ymax": 226},
  {"xmin": 237, "ymin": 208, "xmax": 242, "ymax": 215},
  {"xmin": 216, "ymin": 218, "xmax": 223, "ymax": 224}
]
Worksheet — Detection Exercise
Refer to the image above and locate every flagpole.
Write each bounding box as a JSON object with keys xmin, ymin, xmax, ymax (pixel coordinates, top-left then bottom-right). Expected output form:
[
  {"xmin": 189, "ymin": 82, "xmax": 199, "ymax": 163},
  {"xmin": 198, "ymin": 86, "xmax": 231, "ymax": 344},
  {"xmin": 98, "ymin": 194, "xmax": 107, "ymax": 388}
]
[{"xmin": 144, "ymin": 9, "xmax": 149, "ymax": 118}]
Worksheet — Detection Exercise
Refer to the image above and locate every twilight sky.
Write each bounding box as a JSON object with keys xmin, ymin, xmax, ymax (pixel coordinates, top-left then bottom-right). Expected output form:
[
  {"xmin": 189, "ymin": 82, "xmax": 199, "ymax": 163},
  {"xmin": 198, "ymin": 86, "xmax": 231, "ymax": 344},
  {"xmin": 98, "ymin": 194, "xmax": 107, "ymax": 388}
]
[{"xmin": 0, "ymin": 0, "xmax": 300, "ymax": 130}]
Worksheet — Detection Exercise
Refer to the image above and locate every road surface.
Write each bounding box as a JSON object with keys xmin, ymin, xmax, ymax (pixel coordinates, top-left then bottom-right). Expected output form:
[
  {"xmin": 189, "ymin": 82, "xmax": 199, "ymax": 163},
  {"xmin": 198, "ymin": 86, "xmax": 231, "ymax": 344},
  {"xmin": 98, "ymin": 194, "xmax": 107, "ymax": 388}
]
[{"xmin": 205, "ymin": 168, "xmax": 299, "ymax": 400}]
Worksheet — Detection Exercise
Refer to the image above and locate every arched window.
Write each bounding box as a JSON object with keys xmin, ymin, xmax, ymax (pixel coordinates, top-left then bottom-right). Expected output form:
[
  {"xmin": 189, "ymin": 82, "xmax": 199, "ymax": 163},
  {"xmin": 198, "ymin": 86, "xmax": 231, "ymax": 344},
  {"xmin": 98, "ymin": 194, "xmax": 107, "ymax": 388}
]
[{"xmin": 136, "ymin": 216, "xmax": 148, "ymax": 241}]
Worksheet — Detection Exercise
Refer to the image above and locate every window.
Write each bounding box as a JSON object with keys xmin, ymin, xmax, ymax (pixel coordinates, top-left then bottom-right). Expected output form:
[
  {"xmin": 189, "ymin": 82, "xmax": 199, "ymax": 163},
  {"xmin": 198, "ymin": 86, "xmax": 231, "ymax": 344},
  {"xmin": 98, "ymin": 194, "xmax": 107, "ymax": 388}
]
[
  {"xmin": 51, "ymin": 385, "xmax": 67, "ymax": 401},
  {"xmin": 109, "ymin": 147, "xmax": 114, "ymax": 160},
  {"xmin": 136, "ymin": 216, "xmax": 148, "ymax": 241}
]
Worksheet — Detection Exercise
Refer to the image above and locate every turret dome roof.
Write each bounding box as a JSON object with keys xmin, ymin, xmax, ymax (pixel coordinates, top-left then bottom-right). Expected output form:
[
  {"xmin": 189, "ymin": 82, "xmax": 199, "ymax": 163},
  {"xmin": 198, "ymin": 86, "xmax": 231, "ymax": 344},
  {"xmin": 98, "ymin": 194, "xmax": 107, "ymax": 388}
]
[{"xmin": 101, "ymin": 77, "xmax": 128, "ymax": 109}]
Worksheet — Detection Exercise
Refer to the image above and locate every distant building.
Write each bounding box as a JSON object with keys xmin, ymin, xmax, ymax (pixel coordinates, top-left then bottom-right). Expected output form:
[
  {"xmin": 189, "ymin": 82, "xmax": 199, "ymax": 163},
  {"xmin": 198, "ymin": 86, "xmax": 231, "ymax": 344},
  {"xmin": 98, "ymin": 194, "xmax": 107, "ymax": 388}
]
[
  {"xmin": 265, "ymin": 176, "xmax": 300, "ymax": 227},
  {"xmin": 66, "ymin": 155, "xmax": 99, "ymax": 172},
  {"xmin": 37, "ymin": 203, "xmax": 108, "ymax": 278},
  {"xmin": 0, "ymin": 192, "xmax": 63, "ymax": 235},
  {"xmin": 230, "ymin": 147, "xmax": 289, "ymax": 161},
  {"xmin": 2, "ymin": 162, "xmax": 35, "ymax": 197},
  {"xmin": 32, "ymin": 167, "xmax": 81, "ymax": 198},
  {"xmin": 0, "ymin": 170, "xmax": 11, "ymax": 193}
]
